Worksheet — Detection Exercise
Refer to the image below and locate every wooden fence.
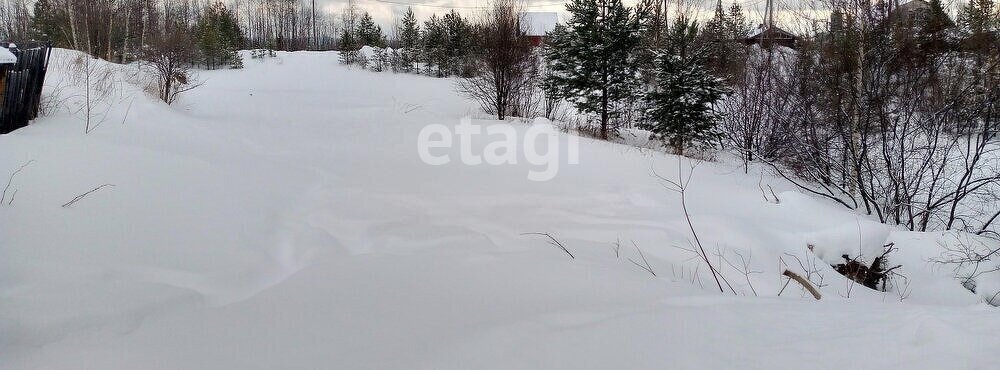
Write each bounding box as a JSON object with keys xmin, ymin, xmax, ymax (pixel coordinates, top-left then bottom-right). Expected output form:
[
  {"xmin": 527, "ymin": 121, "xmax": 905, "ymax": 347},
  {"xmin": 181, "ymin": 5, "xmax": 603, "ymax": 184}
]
[{"xmin": 0, "ymin": 42, "xmax": 52, "ymax": 134}]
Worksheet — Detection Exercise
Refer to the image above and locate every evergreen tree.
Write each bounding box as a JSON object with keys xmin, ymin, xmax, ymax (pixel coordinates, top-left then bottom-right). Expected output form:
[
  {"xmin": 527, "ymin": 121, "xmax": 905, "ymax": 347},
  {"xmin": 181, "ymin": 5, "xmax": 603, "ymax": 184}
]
[
  {"xmin": 339, "ymin": 15, "xmax": 361, "ymax": 65},
  {"xmin": 442, "ymin": 10, "xmax": 475, "ymax": 77},
  {"xmin": 356, "ymin": 12, "xmax": 386, "ymax": 48},
  {"xmin": 641, "ymin": 18, "xmax": 728, "ymax": 154},
  {"xmin": 633, "ymin": 0, "xmax": 661, "ymax": 85},
  {"xmin": 917, "ymin": 0, "xmax": 953, "ymax": 53},
  {"xmin": 196, "ymin": 1, "xmax": 244, "ymax": 69},
  {"xmin": 725, "ymin": 3, "xmax": 749, "ymax": 42},
  {"xmin": 422, "ymin": 14, "xmax": 448, "ymax": 76},
  {"xmin": 702, "ymin": 1, "xmax": 731, "ymax": 80},
  {"xmin": 31, "ymin": 0, "xmax": 70, "ymax": 47},
  {"xmin": 958, "ymin": 0, "xmax": 999, "ymax": 52},
  {"xmin": 340, "ymin": 27, "xmax": 358, "ymax": 50},
  {"xmin": 724, "ymin": 3, "xmax": 750, "ymax": 80},
  {"xmin": 398, "ymin": 7, "xmax": 420, "ymax": 71},
  {"xmin": 399, "ymin": 8, "xmax": 421, "ymax": 48},
  {"xmin": 543, "ymin": 0, "xmax": 644, "ymax": 139}
]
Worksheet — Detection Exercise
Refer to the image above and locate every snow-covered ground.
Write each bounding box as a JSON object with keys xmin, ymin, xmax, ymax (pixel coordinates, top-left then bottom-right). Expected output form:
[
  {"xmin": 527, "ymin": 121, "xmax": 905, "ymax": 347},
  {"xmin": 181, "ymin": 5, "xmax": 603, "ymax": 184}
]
[{"xmin": 2, "ymin": 50, "xmax": 999, "ymax": 369}]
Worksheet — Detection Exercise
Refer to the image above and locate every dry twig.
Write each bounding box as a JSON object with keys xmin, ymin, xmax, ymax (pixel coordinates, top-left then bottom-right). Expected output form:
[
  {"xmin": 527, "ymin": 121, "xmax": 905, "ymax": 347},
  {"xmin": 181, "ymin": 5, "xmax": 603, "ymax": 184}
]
[
  {"xmin": 522, "ymin": 232, "xmax": 575, "ymax": 259},
  {"xmin": 62, "ymin": 184, "xmax": 115, "ymax": 208},
  {"xmin": 2, "ymin": 160, "xmax": 35, "ymax": 206}
]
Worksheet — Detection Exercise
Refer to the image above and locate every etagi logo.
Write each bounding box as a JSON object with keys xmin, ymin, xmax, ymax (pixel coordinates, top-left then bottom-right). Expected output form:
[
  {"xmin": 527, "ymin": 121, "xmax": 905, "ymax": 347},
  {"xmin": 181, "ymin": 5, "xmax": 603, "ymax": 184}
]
[{"xmin": 417, "ymin": 117, "xmax": 579, "ymax": 182}]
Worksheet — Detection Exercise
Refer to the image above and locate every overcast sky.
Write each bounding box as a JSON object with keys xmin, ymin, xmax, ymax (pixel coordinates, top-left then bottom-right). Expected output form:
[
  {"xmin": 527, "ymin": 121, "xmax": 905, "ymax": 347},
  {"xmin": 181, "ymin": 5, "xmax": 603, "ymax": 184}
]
[{"xmin": 309, "ymin": 0, "xmax": 819, "ymax": 30}]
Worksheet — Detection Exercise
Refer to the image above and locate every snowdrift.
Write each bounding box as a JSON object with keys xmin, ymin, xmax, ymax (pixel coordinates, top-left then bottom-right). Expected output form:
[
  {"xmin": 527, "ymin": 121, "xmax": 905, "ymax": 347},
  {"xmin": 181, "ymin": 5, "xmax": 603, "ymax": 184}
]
[{"xmin": 2, "ymin": 49, "xmax": 999, "ymax": 369}]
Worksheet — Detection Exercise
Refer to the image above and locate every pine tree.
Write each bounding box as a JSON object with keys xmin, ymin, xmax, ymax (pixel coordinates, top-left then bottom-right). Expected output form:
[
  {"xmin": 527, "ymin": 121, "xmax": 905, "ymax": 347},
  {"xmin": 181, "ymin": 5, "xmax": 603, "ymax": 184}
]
[
  {"xmin": 196, "ymin": 1, "xmax": 244, "ymax": 70},
  {"xmin": 422, "ymin": 14, "xmax": 448, "ymax": 76},
  {"xmin": 31, "ymin": 0, "xmax": 70, "ymax": 46},
  {"xmin": 632, "ymin": 0, "xmax": 660, "ymax": 85},
  {"xmin": 398, "ymin": 7, "xmax": 420, "ymax": 71},
  {"xmin": 917, "ymin": 0, "xmax": 953, "ymax": 53},
  {"xmin": 958, "ymin": 0, "xmax": 998, "ymax": 52},
  {"xmin": 641, "ymin": 18, "xmax": 729, "ymax": 154},
  {"xmin": 356, "ymin": 12, "xmax": 386, "ymax": 48},
  {"xmin": 724, "ymin": 3, "xmax": 750, "ymax": 80},
  {"xmin": 543, "ymin": 0, "xmax": 644, "ymax": 139},
  {"xmin": 339, "ymin": 27, "xmax": 358, "ymax": 50},
  {"xmin": 339, "ymin": 17, "xmax": 361, "ymax": 65},
  {"xmin": 443, "ymin": 10, "xmax": 474, "ymax": 77},
  {"xmin": 702, "ymin": 1, "xmax": 731, "ymax": 80}
]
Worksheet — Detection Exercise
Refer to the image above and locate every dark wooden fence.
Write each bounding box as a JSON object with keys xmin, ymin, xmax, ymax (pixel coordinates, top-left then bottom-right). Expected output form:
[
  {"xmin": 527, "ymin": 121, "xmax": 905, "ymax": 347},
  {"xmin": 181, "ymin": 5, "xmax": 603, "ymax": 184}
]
[{"xmin": 1, "ymin": 42, "xmax": 52, "ymax": 134}]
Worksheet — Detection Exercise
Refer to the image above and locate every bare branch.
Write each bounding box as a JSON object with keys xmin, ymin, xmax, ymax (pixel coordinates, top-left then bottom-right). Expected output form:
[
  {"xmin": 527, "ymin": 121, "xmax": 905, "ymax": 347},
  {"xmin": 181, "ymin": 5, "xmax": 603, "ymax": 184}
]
[
  {"xmin": 2, "ymin": 160, "xmax": 35, "ymax": 206},
  {"xmin": 61, "ymin": 184, "xmax": 116, "ymax": 208},
  {"xmin": 783, "ymin": 270, "xmax": 822, "ymax": 300},
  {"xmin": 522, "ymin": 232, "xmax": 575, "ymax": 259}
]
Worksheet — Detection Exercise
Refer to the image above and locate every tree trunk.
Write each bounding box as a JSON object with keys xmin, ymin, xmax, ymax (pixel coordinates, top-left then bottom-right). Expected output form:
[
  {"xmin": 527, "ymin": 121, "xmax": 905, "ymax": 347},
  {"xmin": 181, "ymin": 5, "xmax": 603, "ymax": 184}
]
[{"xmin": 67, "ymin": 0, "xmax": 80, "ymax": 50}]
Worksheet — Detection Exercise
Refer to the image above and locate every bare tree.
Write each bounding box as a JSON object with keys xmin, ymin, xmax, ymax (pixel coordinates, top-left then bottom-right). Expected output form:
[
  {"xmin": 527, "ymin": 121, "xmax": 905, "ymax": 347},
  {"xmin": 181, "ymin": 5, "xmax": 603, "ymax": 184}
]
[
  {"xmin": 720, "ymin": 47, "xmax": 793, "ymax": 172},
  {"xmin": 457, "ymin": 0, "xmax": 534, "ymax": 120},
  {"xmin": 760, "ymin": 0, "xmax": 1000, "ymax": 235},
  {"xmin": 141, "ymin": 19, "xmax": 202, "ymax": 104},
  {"xmin": 0, "ymin": 0, "xmax": 31, "ymax": 40}
]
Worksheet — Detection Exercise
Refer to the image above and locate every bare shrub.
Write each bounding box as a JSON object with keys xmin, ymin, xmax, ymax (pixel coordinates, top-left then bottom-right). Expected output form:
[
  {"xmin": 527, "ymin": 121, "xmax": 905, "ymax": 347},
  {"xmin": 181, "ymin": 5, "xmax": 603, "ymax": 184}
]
[
  {"xmin": 140, "ymin": 21, "xmax": 202, "ymax": 105},
  {"xmin": 457, "ymin": 0, "xmax": 535, "ymax": 120},
  {"xmin": 931, "ymin": 233, "xmax": 1000, "ymax": 304}
]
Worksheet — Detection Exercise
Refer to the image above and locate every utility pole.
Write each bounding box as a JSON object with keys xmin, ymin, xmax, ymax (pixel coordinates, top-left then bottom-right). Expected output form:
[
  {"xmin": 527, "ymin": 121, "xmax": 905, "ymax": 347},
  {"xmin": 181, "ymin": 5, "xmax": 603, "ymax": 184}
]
[
  {"xmin": 312, "ymin": 0, "xmax": 316, "ymax": 50},
  {"xmin": 763, "ymin": 0, "xmax": 774, "ymax": 48}
]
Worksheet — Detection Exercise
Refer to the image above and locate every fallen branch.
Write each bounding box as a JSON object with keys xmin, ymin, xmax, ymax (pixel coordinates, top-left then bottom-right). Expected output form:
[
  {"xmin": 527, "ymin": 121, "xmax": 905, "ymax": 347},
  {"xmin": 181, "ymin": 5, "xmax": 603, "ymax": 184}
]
[
  {"xmin": 783, "ymin": 269, "xmax": 822, "ymax": 300},
  {"xmin": 121, "ymin": 97, "xmax": 135, "ymax": 126},
  {"xmin": 522, "ymin": 232, "xmax": 575, "ymax": 259},
  {"xmin": 62, "ymin": 184, "xmax": 115, "ymax": 208},
  {"xmin": 2, "ymin": 160, "xmax": 35, "ymax": 205}
]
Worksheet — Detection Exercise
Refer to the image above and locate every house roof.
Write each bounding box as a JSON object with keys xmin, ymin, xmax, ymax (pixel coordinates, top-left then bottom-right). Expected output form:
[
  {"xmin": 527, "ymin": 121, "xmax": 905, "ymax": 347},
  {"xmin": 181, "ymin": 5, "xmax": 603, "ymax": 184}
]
[
  {"xmin": 0, "ymin": 46, "xmax": 16, "ymax": 64},
  {"xmin": 747, "ymin": 25, "xmax": 797, "ymax": 40},
  {"xmin": 895, "ymin": 0, "xmax": 930, "ymax": 14},
  {"xmin": 520, "ymin": 12, "xmax": 559, "ymax": 36}
]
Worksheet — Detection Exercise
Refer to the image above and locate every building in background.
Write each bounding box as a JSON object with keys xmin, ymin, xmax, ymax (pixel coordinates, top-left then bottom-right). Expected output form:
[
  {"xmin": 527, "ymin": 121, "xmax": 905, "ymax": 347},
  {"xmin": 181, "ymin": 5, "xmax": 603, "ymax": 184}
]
[{"xmin": 519, "ymin": 12, "xmax": 559, "ymax": 47}]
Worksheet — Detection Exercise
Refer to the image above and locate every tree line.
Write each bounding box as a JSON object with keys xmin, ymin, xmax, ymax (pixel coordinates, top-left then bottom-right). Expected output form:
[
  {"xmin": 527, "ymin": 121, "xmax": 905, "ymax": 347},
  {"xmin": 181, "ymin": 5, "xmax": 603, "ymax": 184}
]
[
  {"xmin": 1, "ymin": 0, "xmax": 343, "ymax": 65},
  {"xmin": 446, "ymin": 0, "xmax": 999, "ymax": 237}
]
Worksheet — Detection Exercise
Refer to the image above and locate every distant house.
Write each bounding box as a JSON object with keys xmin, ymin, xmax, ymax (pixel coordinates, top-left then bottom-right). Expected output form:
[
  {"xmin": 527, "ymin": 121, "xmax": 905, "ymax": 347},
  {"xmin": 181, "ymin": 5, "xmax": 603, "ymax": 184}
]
[
  {"xmin": 519, "ymin": 12, "xmax": 559, "ymax": 47},
  {"xmin": 745, "ymin": 24, "xmax": 798, "ymax": 49}
]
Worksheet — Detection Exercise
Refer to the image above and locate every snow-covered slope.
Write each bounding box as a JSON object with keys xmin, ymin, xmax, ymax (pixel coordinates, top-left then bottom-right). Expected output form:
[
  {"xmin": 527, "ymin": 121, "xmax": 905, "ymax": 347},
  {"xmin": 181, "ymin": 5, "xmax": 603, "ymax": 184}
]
[{"xmin": 2, "ymin": 50, "xmax": 999, "ymax": 369}]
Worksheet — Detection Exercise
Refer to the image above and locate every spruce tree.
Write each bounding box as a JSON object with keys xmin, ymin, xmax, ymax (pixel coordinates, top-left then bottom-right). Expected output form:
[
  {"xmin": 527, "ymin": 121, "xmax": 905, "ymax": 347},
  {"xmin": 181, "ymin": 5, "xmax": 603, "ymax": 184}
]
[
  {"xmin": 543, "ymin": 0, "xmax": 643, "ymax": 139},
  {"xmin": 641, "ymin": 18, "xmax": 728, "ymax": 154}
]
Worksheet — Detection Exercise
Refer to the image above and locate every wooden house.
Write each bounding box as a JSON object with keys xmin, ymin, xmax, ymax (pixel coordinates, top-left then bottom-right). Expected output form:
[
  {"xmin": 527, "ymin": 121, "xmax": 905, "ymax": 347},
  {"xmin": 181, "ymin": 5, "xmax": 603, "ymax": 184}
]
[{"xmin": 745, "ymin": 25, "xmax": 799, "ymax": 49}]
